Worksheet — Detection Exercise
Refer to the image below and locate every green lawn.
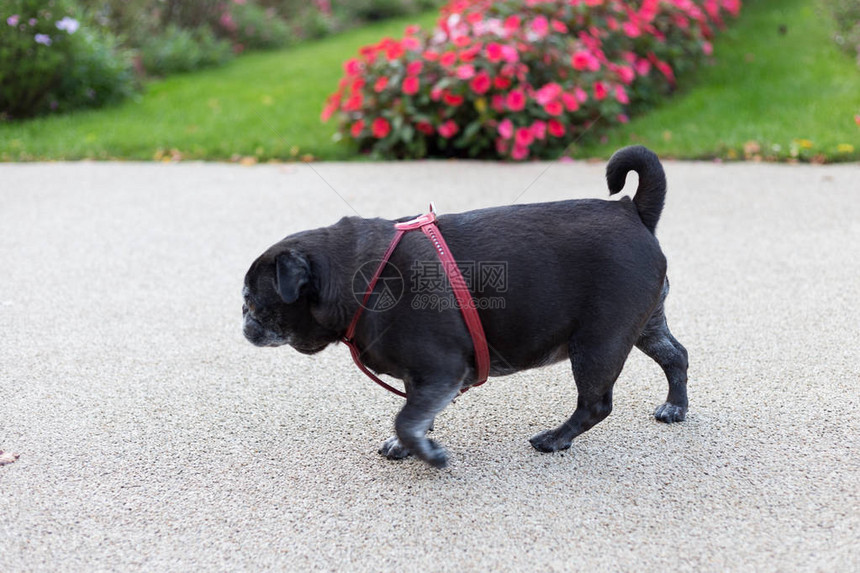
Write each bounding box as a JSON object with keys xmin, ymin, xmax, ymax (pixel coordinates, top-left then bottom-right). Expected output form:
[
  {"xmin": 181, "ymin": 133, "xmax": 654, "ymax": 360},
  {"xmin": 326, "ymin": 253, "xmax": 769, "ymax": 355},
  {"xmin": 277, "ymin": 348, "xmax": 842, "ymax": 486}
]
[
  {"xmin": 576, "ymin": 0, "xmax": 860, "ymax": 162},
  {"xmin": 1, "ymin": 0, "xmax": 858, "ymax": 162},
  {"xmin": 0, "ymin": 12, "xmax": 439, "ymax": 162}
]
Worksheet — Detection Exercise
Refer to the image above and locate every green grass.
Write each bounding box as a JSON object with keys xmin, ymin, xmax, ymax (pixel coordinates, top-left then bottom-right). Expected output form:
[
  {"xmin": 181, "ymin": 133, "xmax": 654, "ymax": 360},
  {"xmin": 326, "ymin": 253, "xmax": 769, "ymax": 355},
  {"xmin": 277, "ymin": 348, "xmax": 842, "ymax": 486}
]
[
  {"xmin": 0, "ymin": 11, "xmax": 439, "ymax": 162},
  {"xmin": 576, "ymin": 0, "xmax": 860, "ymax": 162},
  {"xmin": 1, "ymin": 0, "xmax": 858, "ymax": 162}
]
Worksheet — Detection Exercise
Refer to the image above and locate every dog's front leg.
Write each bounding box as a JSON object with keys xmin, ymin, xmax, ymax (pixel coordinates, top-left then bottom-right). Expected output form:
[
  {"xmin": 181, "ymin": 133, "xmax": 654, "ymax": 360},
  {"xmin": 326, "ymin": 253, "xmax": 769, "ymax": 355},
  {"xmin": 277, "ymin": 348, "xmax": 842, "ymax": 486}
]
[{"xmin": 380, "ymin": 376, "xmax": 461, "ymax": 469}]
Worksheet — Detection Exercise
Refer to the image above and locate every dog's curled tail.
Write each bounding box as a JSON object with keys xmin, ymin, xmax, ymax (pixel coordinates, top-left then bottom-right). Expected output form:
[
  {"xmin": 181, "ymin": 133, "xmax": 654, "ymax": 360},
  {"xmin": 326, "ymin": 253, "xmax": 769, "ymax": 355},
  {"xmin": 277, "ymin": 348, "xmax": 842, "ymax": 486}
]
[{"xmin": 605, "ymin": 145, "xmax": 666, "ymax": 235}]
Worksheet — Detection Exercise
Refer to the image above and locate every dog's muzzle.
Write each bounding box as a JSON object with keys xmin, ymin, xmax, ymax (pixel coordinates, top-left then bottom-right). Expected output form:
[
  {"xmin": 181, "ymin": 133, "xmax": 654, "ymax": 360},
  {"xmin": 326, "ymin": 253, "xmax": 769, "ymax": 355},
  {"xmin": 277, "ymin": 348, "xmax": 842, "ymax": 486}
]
[{"xmin": 243, "ymin": 309, "xmax": 288, "ymax": 347}]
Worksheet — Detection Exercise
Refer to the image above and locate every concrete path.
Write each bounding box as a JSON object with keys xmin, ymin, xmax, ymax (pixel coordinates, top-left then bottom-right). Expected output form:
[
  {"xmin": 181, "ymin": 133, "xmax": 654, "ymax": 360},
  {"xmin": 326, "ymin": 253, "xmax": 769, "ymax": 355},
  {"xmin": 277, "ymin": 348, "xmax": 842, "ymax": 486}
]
[{"xmin": 1, "ymin": 159, "xmax": 858, "ymax": 571}]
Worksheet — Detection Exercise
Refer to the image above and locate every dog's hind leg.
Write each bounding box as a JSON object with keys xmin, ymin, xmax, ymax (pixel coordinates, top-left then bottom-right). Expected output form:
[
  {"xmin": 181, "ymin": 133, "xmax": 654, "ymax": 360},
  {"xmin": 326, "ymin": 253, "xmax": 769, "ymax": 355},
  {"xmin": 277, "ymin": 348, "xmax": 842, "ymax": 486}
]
[
  {"xmin": 529, "ymin": 336, "xmax": 632, "ymax": 453},
  {"xmin": 379, "ymin": 375, "xmax": 461, "ymax": 468},
  {"xmin": 636, "ymin": 280, "xmax": 688, "ymax": 423}
]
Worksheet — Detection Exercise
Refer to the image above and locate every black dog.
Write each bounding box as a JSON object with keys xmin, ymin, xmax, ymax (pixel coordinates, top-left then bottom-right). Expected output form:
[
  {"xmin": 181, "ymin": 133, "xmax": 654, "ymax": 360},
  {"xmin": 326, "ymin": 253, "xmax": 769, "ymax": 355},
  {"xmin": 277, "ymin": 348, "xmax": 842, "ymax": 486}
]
[{"xmin": 243, "ymin": 146, "xmax": 688, "ymax": 468}]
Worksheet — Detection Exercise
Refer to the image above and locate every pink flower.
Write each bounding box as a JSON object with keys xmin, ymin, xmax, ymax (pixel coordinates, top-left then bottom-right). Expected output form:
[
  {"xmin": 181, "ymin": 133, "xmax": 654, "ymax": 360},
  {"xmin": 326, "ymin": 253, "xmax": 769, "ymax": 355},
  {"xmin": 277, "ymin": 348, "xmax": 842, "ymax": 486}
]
[
  {"xmin": 438, "ymin": 120, "xmax": 459, "ymax": 139},
  {"xmin": 702, "ymin": 41, "xmax": 713, "ymax": 56},
  {"xmin": 406, "ymin": 61, "xmax": 423, "ymax": 75},
  {"xmin": 511, "ymin": 144, "xmax": 529, "ymax": 160},
  {"xmin": 561, "ymin": 92, "xmax": 579, "ymax": 111},
  {"xmin": 402, "ymin": 76, "xmax": 420, "ymax": 95},
  {"xmin": 531, "ymin": 15, "xmax": 549, "ymax": 37},
  {"xmin": 506, "ymin": 89, "xmax": 526, "ymax": 111},
  {"xmin": 500, "ymin": 44, "xmax": 519, "ymax": 63},
  {"xmin": 622, "ymin": 21, "xmax": 641, "ymax": 38},
  {"xmin": 574, "ymin": 87, "xmax": 588, "ymax": 103},
  {"xmin": 498, "ymin": 119, "xmax": 514, "ymax": 140},
  {"xmin": 616, "ymin": 66, "xmax": 635, "ymax": 85},
  {"xmin": 571, "ymin": 50, "xmax": 600, "ymax": 72},
  {"xmin": 531, "ymin": 120, "xmax": 547, "ymax": 140},
  {"xmin": 594, "ymin": 81, "xmax": 608, "ymax": 101},
  {"xmin": 402, "ymin": 36, "xmax": 420, "ymax": 51},
  {"xmin": 456, "ymin": 64, "xmax": 475, "ymax": 79},
  {"xmin": 374, "ymin": 77, "xmax": 389, "ymax": 93},
  {"xmin": 551, "ymin": 19, "xmax": 568, "ymax": 34},
  {"xmin": 544, "ymin": 101, "xmax": 563, "ymax": 116},
  {"xmin": 495, "ymin": 138, "xmax": 509, "ymax": 155},
  {"xmin": 490, "ymin": 94, "xmax": 506, "ymax": 112},
  {"xmin": 440, "ymin": 51, "xmax": 457, "ymax": 67},
  {"xmin": 470, "ymin": 71, "xmax": 491, "ymax": 95},
  {"xmin": 614, "ymin": 85, "xmax": 629, "ymax": 104},
  {"xmin": 350, "ymin": 119, "xmax": 365, "ymax": 138},
  {"xmin": 515, "ymin": 127, "xmax": 534, "ymax": 147},
  {"xmin": 372, "ymin": 117, "xmax": 390, "ymax": 138},
  {"xmin": 617, "ymin": 114, "xmax": 630, "ymax": 124},
  {"xmin": 548, "ymin": 119, "xmax": 565, "ymax": 137},
  {"xmin": 535, "ymin": 83, "xmax": 562, "ymax": 105},
  {"xmin": 6, "ymin": 15, "xmax": 19, "ymax": 26}
]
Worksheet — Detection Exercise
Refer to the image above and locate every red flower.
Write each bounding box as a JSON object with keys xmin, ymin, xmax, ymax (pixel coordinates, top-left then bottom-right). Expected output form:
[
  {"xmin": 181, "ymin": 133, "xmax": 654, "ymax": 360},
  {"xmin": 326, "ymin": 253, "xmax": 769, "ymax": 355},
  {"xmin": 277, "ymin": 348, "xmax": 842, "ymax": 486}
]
[
  {"xmin": 416, "ymin": 121, "xmax": 434, "ymax": 135},
  {"xmin": 406, "ymin": 61, "xmax": 423, "ymax": 75},
  {"xmin": 443, "ymin": 92, "xmax": 465, "ymax": 107},
  {"xmin": 350, "ymin": 119, "xmax": 365, "ymax": 138},
  {"xmin": 503, "ymin": 15, "xmax": 521, "ymax": 32},
  {"xmin": 402, "ymin": 76, "xmax": 420, "ymax": 95},
  {"xmin": 423, "ymin": 50, "xmax": 439, "ymax": 62},
  {"xmin": 440, "ymin": 51, "xmax": 457, "ymax": 67},
  {"xmin": 490, "ymin": 94, "xmax": 506, "ymax": 112},
  {"xmin": 506, "ymin": 89, "xmax": 526, "ymax": 111},
  {"xmin": 371, "ymin": 117, "xmax": 390, "ymax": 138},
  {"xmin": 374, "ymin": 77, "xmax": 389, "ymax": 93},
  {"xmin": 594, "ymin": 81, "xmax": 608, "ymax": 101},
  {"xmin": 493, "ymin": 76, "xmax": 512, "ymax": 90},
  {"xmin": 470, "ymin": 71, "xmax": 491, "ymax": 95},
  {"xmin": 551, "ymin": 19, "xmax": 568, "ymax": 34},
  {"xmin": 854, "ymin": 114, "xmax": 860, "ymax": 127},
  {"xmin": 438, "ymin": 120, "xmax": 459, "ymax": 138},
  {"xmin": 544, "ymin": 100, "xmax": 563, "ymax": 116},
  {"xmin": 385, "ymin": 42, "xmax": 404, "ymax": 61},
  {"xmin": 548, "ymin": 119, "xmax": 565, "ymax": 137},
  {"xmin": 486, "ymin": 42, "xmax": 504, "ymax": 63},
  {"xmin": 344, "ymin": 58, "xmax": 362, "ymax": 75},
  {"xmin": 344, "ymin": 93, "xmax": 363, "ymax": 111}
]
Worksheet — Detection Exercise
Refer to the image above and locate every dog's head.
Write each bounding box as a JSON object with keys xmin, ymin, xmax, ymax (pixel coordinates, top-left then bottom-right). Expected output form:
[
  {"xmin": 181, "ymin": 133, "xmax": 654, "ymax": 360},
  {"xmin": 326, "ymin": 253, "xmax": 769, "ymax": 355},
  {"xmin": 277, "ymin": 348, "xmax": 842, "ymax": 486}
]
[{"xmin": 242, "ymin": 246, "xmax": 338, "ymax": 354}]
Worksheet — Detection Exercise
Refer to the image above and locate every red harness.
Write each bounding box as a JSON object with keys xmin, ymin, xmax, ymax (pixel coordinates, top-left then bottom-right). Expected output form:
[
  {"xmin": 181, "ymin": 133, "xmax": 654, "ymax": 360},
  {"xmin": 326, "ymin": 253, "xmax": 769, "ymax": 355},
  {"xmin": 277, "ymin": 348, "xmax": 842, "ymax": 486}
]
[{"xmin": 342, "ymin": 207, "xmax": 490, "ymax": 398}]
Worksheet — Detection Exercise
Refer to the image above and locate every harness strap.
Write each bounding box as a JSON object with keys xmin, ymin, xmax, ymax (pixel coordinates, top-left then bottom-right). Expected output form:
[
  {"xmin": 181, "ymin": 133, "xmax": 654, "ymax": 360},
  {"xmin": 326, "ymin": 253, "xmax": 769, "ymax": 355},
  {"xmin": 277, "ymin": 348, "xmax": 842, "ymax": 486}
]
[{"xmin": 342, "ymin": 206, "xmax": 490, "ymax": 398}]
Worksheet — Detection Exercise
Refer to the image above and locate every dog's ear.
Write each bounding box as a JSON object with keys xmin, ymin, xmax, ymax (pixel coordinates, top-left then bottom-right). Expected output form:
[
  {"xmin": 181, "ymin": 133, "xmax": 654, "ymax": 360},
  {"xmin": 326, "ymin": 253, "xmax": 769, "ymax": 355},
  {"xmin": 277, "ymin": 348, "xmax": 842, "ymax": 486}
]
[{"xmin": 274, "ymin": 251, "xmax": 311, "ymax": 304}]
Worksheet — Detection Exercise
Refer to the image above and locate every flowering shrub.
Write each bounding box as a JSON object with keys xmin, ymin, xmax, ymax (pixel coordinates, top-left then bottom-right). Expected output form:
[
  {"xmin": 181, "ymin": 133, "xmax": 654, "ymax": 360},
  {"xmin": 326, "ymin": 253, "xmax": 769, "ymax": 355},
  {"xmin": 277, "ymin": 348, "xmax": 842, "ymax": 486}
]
[
  {"xmin": 323, "ymin": 0, "xmax": 742, "ymax": 160},
  {"xmin": 1, "ymin": 0, "xmax": 135, "ymax": 119}
]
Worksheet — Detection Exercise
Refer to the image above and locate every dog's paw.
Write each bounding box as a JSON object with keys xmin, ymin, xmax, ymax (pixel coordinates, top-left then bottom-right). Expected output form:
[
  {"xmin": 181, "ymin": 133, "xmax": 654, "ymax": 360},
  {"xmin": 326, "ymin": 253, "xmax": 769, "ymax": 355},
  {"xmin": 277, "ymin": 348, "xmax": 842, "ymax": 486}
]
[
  {"xmin": 418, "ymin": 439, "xmax": 449, "ymax": 469},
  {"xmin": 529, "ymin": 429, "xmax": 572, "ymax": 453},
  {"xmin": 654, "ymin": 402, "xmax": 687, "ymax": 423},
  {"xmin": 379, "ymin": 436, "xmax": 412, "ymax": 460}
]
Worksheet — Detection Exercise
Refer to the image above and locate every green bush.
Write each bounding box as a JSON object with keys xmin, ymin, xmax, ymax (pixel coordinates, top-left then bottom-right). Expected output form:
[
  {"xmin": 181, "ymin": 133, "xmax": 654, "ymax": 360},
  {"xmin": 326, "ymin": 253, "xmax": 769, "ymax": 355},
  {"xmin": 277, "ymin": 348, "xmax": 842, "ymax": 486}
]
[
  {"xmin": 218, "ymin": 1, "xmax": 294, "ymax": 50},
  {"xmin": 0, "ymin": 0, "xmax": 136, "ymax": 119},
  {"xmin": 139, "ymin": 24, "xmax": 234, "ymax": 76},
  {"xmin": 821, "ymin": 0, "xmax": 860, "ymax": 65}
]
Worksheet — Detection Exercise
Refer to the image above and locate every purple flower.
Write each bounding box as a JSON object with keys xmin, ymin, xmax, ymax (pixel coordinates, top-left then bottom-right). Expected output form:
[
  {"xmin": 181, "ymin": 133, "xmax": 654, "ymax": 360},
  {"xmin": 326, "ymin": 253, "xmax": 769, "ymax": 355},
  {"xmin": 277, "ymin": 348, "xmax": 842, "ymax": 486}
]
[
  {"xmin": 34, "ymin": 33, "xmax": 52, "ymax": 46},
  {"xmin": 6, "ymin": 15, "xmax": 19, "ymax": 26},
  {"xmin": 56, "ymin": 16, "xmax": 79, "ymax": 34},
  {"xmin": 29, "ymin": 18, "xmax": 37, "ymax": 26}
]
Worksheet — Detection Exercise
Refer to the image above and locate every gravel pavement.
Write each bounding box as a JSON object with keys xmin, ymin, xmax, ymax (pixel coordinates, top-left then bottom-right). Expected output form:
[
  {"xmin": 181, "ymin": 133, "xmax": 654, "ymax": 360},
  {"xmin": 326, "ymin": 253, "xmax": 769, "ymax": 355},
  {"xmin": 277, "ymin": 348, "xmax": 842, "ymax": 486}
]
[{"xmin": 1, "ymin": 159, "xmax": 858, "ymax": 572}]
